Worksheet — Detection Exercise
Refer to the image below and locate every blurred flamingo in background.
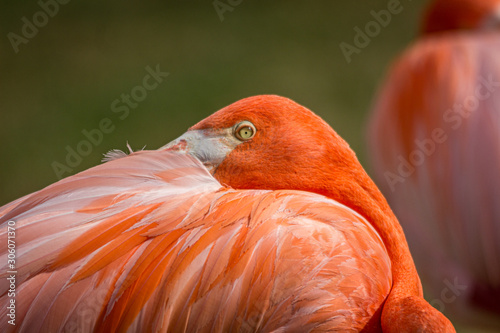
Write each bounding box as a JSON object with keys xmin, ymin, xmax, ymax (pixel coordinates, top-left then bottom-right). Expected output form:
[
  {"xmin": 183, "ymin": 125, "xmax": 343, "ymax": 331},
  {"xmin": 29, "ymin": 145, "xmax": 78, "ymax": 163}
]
[
  {"xmin": 0, "ymin": 95, "xmax": 454, "ymax": 332},
  {"xmin": 368, "ymin": 0, "xmax": 500, "ymax": 329}
]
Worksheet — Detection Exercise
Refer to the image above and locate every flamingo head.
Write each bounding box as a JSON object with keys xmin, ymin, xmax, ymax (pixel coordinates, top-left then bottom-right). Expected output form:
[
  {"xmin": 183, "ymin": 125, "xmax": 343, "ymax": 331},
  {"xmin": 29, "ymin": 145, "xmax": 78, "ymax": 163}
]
[
  {"xmin": 162, "ymin": 95, "xmax": 357, "ymax": 197},
  {"xmin": 422, "ymin": 0, "xmax": 500, "ymax": 34}
]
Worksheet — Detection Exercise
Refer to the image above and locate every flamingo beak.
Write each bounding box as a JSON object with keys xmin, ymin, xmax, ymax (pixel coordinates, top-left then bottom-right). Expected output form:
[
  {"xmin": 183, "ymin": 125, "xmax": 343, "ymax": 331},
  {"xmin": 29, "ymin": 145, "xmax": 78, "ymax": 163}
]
[{"xmin": 161, "ymin": 128, "xmax": 242, "ymax": 174}]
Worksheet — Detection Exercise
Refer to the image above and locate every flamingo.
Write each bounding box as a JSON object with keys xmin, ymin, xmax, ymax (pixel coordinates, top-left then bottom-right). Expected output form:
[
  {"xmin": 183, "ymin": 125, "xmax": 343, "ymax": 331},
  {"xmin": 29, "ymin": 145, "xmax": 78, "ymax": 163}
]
[
  {"xmin": 367, "ymin": 0, "xmax": 500, "ymax": 328},
  {"xmin": 0, "ymin": 95, "xmax": 454, "ymax": 332}
]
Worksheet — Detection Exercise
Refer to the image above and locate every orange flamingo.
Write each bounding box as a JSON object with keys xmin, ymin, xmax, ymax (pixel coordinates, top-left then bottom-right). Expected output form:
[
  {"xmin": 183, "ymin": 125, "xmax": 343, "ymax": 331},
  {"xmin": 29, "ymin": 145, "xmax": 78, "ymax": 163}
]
[
  {"xmin": 367, "ymin": 0, "xmax": 500, "ymax": 328},
  {"xmin": 1, "ymin": 95, "xmax": 453, "ymax": 332}
]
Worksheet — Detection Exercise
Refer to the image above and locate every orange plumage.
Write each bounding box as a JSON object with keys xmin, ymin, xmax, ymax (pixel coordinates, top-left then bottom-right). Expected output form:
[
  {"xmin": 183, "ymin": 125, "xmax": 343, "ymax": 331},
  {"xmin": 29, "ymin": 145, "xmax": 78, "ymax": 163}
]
[
  {"xmin": 1, "ymin": 95, "xmax": 453, "ymax": 331},
  {"xmin": 368, "ymin": 0, "xmax": 500, "ymax": 329}
]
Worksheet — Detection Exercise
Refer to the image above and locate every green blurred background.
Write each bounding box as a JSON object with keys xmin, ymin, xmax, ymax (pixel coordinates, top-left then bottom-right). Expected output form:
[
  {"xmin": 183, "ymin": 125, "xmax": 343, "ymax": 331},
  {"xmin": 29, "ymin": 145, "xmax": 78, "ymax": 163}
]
[
  {"xmin": 1, "ymin": 0, "xmax": 424, "ymax": 204},
  {"xmin": 0, "ymin": 1, "xmax": 492, "ymax": 331}
]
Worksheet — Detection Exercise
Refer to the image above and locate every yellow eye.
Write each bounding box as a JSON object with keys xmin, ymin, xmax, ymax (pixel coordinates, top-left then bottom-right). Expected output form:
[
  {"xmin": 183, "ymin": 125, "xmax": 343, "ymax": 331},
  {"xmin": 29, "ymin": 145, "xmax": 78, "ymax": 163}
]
[{"xmin": 234, "ymin": 121, "xmax": 256, "ymax": 141}]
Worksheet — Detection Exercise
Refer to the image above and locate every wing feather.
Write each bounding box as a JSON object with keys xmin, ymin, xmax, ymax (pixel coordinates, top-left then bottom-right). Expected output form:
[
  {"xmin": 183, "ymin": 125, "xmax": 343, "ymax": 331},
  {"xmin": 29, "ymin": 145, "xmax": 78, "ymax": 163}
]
[{"xmin": 0, "ymin": 150, "xmax": 391, "ymax": 332}]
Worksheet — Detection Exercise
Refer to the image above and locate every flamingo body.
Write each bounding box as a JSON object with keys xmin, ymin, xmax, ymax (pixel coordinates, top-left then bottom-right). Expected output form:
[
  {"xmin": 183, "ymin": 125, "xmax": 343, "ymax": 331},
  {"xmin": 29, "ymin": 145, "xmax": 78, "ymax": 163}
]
[
  {"xmin": 0, "ymin": 151, "xmax": 391, "ymax": 332},
  {"xmin": 368, "ymin": 0, "xmax": 500, "ymax": 326},
  {"xmin": 1, "ymin": 94, "xmax": 454, "ymax": 332}
]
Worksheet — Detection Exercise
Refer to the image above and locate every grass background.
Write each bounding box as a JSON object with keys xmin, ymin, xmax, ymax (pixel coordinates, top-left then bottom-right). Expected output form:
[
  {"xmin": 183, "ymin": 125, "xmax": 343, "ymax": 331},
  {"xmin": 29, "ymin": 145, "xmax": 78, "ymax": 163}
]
[{"xmin": 3, "ymin": 1, "xmax": 488, "ymax": 332}]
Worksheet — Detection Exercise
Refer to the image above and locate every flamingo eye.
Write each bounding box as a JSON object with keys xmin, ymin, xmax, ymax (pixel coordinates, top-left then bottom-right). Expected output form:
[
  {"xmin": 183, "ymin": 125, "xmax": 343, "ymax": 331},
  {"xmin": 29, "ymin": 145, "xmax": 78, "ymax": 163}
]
[{"xmin": 234, "ymin": 121, "xmax": 256, "ymax": 141}]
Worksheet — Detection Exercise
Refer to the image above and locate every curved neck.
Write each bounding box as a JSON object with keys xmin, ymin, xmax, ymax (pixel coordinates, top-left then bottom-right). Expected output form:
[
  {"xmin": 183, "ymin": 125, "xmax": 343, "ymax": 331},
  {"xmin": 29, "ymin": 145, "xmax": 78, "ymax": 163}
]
[{"xmin": 322, "ymin": 158, "xmax": 422, "ymax": 298}]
